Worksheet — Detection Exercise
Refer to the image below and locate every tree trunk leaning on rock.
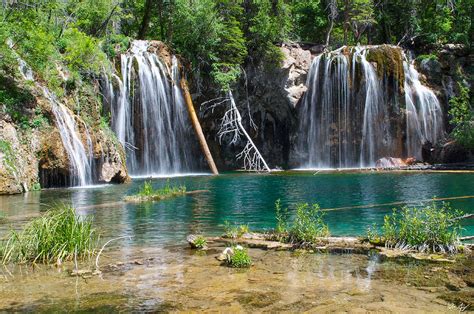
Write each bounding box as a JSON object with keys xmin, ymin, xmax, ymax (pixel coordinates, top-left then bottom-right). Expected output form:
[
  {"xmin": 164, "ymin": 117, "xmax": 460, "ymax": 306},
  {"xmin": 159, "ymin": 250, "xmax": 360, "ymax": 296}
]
[{"xmin": 180, "ymin": 78, "xmax": 219, "ymax": 175}]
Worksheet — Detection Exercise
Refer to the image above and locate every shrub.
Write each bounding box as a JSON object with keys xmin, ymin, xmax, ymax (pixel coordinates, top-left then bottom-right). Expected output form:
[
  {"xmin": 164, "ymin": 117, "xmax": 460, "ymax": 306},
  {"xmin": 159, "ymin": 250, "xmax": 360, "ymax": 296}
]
[
  {"xmin": 289, "ymin": 203, "xmax": 330, "ymax": 243},
  {"xmin": 415, "ymin": 54, "xmax": 438, "ymax": 63},
  {"xmin": 0, "ymin": 204, "xmax": 97, "ymax": 264},
  {"xmin": 449, "ymin": 83, "xmax": 473, "ymax": 149},
  {"xmin": 227, "ymin": 246, "xmax": 252, "ymax": 268},
  {"xmin": 368, "ymin": 202, "xmax": 463, "ymax": 253},
  {"xmin": 59, "ymin": 28, "xmax": 107, "ymax": 75},
  {"xmin": 273, "ymin": 201, "xmax": 330, "ymax": 243}
]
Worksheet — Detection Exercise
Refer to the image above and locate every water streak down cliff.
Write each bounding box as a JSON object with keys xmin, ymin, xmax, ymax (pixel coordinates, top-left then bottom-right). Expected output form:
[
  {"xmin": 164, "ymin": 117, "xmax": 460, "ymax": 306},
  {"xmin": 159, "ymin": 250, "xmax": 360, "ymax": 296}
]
[
  {"xmin": 297, "ymin": 45, "xmax": 444, "ymax": 168},
  {"xmin": 107, "ymin": 41, "xmax": 196, "ymax": 176},
  {"xmin": 13, "ymin": 44, "xmax": 93, "ymax": 187}
]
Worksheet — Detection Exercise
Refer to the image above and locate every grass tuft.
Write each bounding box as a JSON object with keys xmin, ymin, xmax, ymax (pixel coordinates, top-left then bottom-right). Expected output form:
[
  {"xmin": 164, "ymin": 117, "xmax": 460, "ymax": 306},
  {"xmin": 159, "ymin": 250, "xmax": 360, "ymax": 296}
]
[
  {"xmin": 0, "ymin": 204, "xmax": 97, "ymax": 264},
  {"xmin": 124, "ymin": 180, "xmax": 186, "ymax": 202},
  {"xmin": 367, "ymin": 202, "xmax": 463, "ymax": 254},
  {"xmin": 273, "ymin": 200, "xmax": 330, "ymax": 243}
]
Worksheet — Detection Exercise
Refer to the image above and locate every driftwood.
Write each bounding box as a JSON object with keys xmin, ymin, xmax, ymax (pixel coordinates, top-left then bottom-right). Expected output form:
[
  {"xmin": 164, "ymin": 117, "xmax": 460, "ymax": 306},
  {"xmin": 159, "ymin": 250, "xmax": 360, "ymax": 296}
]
[{"xmin": 180, "ymin": 78, "xmax": 219, "ymax": 175}]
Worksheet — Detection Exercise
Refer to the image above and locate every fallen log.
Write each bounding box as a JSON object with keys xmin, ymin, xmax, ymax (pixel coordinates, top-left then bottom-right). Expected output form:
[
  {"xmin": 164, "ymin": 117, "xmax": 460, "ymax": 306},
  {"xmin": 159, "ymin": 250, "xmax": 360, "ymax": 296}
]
[{"xmin": 180, "ymin": 78, "xmax": 219, "ymax": 175}]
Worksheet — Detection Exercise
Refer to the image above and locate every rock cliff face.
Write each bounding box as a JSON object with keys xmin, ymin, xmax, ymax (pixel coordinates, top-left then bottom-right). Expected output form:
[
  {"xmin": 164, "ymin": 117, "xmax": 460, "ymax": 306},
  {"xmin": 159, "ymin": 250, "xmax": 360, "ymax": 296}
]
[
  {"xmin": 198, "ymin": 44, "xmax": 312, "ymax": 169},
  {"xmin": 0, "ymin": 80, "xmax": 129, "ymax": 194},
  {"xmin": 198, "ymin": 43, "xmax": 468, "ymax": 169},
  {"xmin": 0, "ymin": 120, "xmax": 41, "ymax": 194}
]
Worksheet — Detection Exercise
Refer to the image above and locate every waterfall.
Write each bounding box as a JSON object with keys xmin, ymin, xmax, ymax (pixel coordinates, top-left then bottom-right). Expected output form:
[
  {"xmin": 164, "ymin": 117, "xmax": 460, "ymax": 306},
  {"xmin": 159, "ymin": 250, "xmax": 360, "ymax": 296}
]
[
  {"xmin": 10, "ymin": 42, "xmax": 93, "ymax": 186},
  {"xmin": 41, "ymin": 88, "xmax": 93, "ymax": 186},
  {"xmin": 404, "ymin": 55, "xmax": 444, "ymax": 159},
  {"xmin": 107, "ymin": 40, "xmax": 195, "ymax": 176},
  {"xmin": 297, "ymin": 45, "xmax": 444, "ymax": 168}
]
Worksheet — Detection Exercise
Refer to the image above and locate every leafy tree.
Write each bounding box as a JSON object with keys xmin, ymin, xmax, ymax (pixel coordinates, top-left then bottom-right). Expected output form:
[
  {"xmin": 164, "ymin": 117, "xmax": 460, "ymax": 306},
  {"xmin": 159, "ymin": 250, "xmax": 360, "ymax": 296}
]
[
  {"xmin": 449, "ymin": 83, "xmax": 474, "ymax": 149},
  {"xmin": 289, "ymin": 0, "xmax": 327, "ymax": 43}
]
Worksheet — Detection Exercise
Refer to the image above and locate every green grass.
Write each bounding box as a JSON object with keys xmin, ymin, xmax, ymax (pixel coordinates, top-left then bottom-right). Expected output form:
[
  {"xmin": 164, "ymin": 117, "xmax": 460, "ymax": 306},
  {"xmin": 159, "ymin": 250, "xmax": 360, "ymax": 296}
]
[
  {"xmin": 367, "ymin": 202, "xmax": 463, "ymax": 254},
  {"xmin": 226, "ymin": 246, "xmax": 252, "ymax": 268},
  {"xmin": 223, "ymin": 221, "xmax": 249, "ymax": 239},
  {"xmin": 273, "ymin": 200, "xmax": 330, "ymax": 243},
  {"xmin": 124, "ymin": 180, "xmax": 187, "ymax": 202},
  {"xmin": 0, "ymin": 204, "xmax": 97, "ymax": 264}
]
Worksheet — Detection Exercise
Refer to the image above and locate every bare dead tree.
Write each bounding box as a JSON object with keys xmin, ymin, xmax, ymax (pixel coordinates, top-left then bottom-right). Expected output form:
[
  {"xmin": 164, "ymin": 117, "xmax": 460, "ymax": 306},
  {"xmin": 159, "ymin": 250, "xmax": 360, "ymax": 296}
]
[
  {"xmin": 325, "ymin": 0, "xmax": 338, "ymax": 46},
  {"xmin": 200, "ymin": 91, "xmax": 271, "ymax": 172}
]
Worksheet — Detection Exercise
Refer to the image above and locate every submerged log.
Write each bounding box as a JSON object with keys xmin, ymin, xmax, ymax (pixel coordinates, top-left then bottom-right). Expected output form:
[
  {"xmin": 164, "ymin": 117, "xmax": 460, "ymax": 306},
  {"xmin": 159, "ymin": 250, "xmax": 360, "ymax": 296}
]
[{"xmin": 180, "ymin": 79, "xmax": 219, "ymax": 175}]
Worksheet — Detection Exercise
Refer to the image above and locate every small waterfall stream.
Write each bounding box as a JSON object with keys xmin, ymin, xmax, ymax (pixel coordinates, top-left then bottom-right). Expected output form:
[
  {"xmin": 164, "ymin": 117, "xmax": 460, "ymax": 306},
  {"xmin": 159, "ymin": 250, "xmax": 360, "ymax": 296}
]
[
  {"xmin": 298, "ymin": 45, "xmax": 444, "ymax": 168},
  {"xmin": 11, "ymin": 44, "xmax": 93, "ymax": 186},
  {"xmin": 42, "ymin": 88, "xmax": 93, "ymax": 186},
  {"xmin": 106, "ymin": 40, "xmax": 195, "ymax": 176},
  {"xmin": 404, "ymin": 55, "xmax": 444, "ymax": 159}
]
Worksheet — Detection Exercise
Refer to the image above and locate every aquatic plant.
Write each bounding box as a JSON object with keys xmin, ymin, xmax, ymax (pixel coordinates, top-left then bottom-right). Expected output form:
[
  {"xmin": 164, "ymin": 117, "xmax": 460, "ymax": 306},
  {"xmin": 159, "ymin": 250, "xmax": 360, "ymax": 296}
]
[
  {"xmin": 193, "ymin": 235, "xmax": 207, "ymax": 250},
  {"xmin": 226, "ymin": 246, "xmax": 252, "ymax": 268},
  {"xmin": 125, "ymin": 180, "xmax": 187, "ymax": 202},
  {"xmin": 223, "ymin": 221, "xmax": 249, "ymax": 239},
  {"xmin": 273, "ymin": 201, "xmax": 330, "ymax": 243},
  {"xmin": 289, "ymin": 203, "xmax": 330, "ymax": 243},
  {"xmin": 274, "ymin": 199, "xmax": 289, "ymax": 234},
  {"xmin": 368, "ymin": 202, "xmax": 463, "ymax": 253},
  {"xmin": 0, "ymin": 204, "xmax": 97, "ymax": 264}
]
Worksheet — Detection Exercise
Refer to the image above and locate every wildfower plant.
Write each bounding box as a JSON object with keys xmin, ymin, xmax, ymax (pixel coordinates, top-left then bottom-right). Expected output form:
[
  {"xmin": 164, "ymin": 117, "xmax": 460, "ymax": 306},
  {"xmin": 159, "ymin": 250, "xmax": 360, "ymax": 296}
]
[
  {"xmin": 0, "ymin": 204, "xmax": 97, "ymax": 264},
  {"xmin": 367, "ymin": 202, "xmax": 463, "ymax": 253}
]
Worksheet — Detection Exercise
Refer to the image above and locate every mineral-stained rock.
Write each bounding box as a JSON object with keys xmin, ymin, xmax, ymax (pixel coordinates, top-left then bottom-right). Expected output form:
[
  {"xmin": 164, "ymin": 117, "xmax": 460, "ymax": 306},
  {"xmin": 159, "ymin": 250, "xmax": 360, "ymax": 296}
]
[{"xmin": 0, "ymin": 120, "xmax": 41, "ymax": 194}]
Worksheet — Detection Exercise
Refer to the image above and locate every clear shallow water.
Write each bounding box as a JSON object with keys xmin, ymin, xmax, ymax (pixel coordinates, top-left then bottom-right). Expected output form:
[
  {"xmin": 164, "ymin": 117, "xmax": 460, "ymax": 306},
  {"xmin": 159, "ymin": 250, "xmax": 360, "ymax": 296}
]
[
  {"xmin": 1, "ymin": 171, "xmax": 473, "ymax": 247},
  {"xmin": 0, "ymin": 171, "xmax": 473, "ymax": 312}
]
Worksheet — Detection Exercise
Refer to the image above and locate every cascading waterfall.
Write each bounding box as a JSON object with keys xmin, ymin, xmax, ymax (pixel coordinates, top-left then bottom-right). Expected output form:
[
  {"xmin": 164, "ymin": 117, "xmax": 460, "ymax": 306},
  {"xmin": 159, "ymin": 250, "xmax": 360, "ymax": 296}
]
[
  {"xmin": 404, "ymin": 55, "xmax": 444, "ymax": 159},
  {"xmin": 297, "ymin": 45, "xmax": 444, "ymax": 168},
  {"xmin": 10, "ymin": 42, "xmax": 93, "ymax": 186},
  {"xmin": 43, "ymin": 88, "xmax": 93, "ymax": 186},
  {"xmin": 106, "ymin": 40, "xmax": 195, "ymax": 176}
]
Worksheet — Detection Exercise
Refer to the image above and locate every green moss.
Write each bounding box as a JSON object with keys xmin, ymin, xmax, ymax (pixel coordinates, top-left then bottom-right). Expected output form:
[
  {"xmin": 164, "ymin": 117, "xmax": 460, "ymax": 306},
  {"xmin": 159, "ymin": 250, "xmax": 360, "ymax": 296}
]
[
  {"xmin": 366, "ymin": 45, "xmax": 405, "ymax": 89},
  {"xmin": 415, "ymin": 54, "xmax": 438, "ymax": 63}
]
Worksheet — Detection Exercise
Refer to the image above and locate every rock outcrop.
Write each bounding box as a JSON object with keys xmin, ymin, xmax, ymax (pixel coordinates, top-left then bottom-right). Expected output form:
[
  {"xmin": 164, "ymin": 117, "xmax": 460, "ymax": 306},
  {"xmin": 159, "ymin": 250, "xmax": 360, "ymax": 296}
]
[
  {"xmin": 0, "ymin": 80, "xmax": 129, "ymax": 194},
  {"xmin": 199, "ymin": 43, "xmax": 313, "ymax": 169},
  {"xmin": 0, "ymin": 120, "xmax": 41, "ymax": 193}
]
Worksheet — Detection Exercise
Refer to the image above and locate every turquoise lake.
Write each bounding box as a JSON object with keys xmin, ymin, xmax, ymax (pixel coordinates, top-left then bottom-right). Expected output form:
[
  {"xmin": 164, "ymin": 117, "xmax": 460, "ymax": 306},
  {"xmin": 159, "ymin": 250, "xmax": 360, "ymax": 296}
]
[{"xmin": 1, "ymin": 171, "xmax": 473, "ymax": 246}]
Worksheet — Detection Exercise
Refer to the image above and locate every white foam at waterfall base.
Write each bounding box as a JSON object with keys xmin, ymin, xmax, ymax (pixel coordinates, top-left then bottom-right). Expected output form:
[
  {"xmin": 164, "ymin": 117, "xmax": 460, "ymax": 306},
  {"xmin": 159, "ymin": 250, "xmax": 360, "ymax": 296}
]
[{"xmin": 108, "ymin": 40, "xmax": 196, "ymax": 177}]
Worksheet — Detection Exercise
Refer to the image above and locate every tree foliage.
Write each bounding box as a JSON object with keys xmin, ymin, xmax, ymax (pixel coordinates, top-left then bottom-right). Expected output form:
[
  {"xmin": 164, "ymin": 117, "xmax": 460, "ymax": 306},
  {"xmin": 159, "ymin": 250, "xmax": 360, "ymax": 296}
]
[{"xmin": 0, "ymin": 0, "xmax": 471, "ymax": 96}]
